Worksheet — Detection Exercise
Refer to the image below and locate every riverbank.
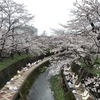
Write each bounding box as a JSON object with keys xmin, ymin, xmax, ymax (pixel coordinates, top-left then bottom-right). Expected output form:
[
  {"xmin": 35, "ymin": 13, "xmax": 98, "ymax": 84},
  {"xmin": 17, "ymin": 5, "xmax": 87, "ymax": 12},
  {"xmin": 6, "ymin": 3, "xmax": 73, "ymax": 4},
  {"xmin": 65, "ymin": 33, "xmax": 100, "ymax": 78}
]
[
  {"xmin": 0, "ymin": 52, "xmax": 32, "ymax": 71},
  {"xmin": 49, "ymin": 74, "xmax": 66, "ymax": 100},
  {"xmin": 0, "ymin": 57, "xmax": 50, "ymax": 100}
]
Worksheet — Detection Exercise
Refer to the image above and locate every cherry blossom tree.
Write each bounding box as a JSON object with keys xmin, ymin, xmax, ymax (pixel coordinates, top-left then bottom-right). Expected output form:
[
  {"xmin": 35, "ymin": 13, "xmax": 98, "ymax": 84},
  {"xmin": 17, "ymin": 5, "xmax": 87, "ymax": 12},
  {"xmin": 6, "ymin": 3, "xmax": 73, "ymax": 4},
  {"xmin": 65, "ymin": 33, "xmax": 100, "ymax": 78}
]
[
  {"xmin": 59, "ymin": 0, "xmax": 100, "ymax": 67},
  {"xmin": 0, "ymin": 0, "xmax": 34, "ymax": 60},
  {"xmin": 60, "ymin": 0, "xmax": 100, "ymax": 83}
]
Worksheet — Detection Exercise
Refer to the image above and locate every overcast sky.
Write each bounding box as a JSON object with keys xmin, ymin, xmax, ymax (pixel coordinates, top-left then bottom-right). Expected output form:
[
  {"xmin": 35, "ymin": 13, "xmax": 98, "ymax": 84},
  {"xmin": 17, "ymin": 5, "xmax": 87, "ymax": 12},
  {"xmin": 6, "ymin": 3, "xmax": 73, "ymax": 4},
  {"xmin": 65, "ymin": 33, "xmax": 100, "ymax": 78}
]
[{"xmin": 14, "ymin": 0, "xmax": 75, "ymax": 35}]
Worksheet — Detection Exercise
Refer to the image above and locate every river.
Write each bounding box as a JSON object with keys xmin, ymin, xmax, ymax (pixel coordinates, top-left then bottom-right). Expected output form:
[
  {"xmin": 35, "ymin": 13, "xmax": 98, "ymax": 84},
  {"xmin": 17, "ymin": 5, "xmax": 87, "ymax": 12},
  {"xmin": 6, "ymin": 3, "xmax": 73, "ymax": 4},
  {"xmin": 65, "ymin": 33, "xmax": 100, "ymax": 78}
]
[{"xmin": 27, "ymin": 69, "xmax": 54, "ymax": 100}]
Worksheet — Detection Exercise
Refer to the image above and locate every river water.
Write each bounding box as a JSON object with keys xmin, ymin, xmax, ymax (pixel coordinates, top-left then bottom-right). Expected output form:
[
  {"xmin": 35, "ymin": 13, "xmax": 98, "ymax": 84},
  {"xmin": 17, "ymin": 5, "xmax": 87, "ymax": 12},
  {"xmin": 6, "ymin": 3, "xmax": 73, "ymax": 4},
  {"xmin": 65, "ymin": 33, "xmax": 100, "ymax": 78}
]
[
  {"xmin": 27, "ymin": 56, "xmax": 68, "ymax": 100},
  {"xmin": 27, "ymin": 69, "xmax": 54, "ymax": 100}
]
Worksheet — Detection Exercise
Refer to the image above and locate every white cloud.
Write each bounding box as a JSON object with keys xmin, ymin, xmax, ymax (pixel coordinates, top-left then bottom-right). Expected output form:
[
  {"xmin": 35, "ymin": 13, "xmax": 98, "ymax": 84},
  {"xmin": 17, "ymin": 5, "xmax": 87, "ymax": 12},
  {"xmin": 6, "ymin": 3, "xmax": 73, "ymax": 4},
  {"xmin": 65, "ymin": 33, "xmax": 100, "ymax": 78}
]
[{"xmin": 14, "ymin": 0, "xmax": 75, "ymax": 35}]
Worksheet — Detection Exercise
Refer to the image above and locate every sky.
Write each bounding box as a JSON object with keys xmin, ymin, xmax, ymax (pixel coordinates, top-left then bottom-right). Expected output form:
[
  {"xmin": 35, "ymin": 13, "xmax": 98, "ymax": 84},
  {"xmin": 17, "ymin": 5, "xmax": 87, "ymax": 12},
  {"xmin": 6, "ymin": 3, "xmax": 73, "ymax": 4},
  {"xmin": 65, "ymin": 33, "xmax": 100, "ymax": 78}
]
[{"xmin": 14, "ymin": 0, "xmax": 75, "ymax": 35}]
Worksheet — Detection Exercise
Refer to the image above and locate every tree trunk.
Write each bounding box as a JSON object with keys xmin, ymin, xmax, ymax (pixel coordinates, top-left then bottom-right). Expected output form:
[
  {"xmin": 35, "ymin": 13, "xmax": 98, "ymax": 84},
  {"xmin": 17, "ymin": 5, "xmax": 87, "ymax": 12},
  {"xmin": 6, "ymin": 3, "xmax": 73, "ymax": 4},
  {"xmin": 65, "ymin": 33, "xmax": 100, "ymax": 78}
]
[{"xmin": 77, "ymin": 68, "xmax": 86, "ymax": 83}]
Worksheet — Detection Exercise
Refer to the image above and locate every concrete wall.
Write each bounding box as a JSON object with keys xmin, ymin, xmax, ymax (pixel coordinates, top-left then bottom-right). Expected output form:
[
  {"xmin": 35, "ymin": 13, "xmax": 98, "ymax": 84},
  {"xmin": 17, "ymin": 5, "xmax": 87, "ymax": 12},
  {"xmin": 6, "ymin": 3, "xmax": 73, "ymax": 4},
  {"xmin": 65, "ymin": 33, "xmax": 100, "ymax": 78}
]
[
  {"xmin": 14, "ymin": 60, "xmax": 50, "ymax": 100},
  {"xmin": 0, "ymin": 57, "xmax": 33, "ymax": 89}
]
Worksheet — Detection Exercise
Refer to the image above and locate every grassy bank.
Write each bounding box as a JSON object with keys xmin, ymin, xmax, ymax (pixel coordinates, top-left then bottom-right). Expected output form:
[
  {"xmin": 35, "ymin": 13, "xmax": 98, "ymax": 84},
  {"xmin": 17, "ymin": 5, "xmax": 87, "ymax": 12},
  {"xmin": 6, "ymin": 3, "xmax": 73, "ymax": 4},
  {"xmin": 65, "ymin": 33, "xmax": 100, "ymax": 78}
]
[
  {"xmin": 78, "ymin": 57, "xmax": 100, "ymax": 75},
  {"xmin": 49, "ymin": 74, "xmax": 66, "ymax": 100},
  {"xmin": 0, "ymin": 52, "xmax": 32, "ymax": 71},
  {"xmin": 39, "ymin": 66, "xmax": 47, "ymax": 73}
]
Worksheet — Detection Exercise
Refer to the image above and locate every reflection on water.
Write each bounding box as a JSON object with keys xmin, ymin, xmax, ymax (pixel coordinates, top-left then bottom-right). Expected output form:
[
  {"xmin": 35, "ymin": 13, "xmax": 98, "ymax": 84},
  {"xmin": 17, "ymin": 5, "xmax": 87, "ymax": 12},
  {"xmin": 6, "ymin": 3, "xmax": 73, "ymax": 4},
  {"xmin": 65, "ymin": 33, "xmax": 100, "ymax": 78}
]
[{"xmin": 27, "ymin": 70, "xmax": 54, "ymax": 100}]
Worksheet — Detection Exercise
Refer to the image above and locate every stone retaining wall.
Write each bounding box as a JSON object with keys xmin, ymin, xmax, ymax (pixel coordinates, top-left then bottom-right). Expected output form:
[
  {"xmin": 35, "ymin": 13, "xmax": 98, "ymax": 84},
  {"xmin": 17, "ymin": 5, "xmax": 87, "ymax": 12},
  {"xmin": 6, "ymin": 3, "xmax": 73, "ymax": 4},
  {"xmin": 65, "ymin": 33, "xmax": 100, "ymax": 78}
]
[
  {"xmin": 14, "ymin": 60, "xmax": 50, "ymax": 100},
  {"xmin": 61, "ymin": 70, "xmax": 76, "ymax": 100},
  {"xmin": 0, "ymin": 52, "xmax": 53, "ymax": 89},
  {"xmin": 0, "ymin": 57, "xmax": 33, "ymax": 89}
]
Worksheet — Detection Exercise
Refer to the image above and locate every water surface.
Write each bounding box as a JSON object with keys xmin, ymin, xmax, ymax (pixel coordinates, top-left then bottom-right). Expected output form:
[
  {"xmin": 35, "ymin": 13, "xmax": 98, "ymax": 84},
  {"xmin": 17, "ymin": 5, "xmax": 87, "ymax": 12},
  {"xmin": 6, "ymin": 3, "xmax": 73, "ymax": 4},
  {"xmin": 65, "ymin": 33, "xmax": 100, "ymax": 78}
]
[{"xmin": 27, "ymin": 69, "xmax": 54, "ymax": 100}]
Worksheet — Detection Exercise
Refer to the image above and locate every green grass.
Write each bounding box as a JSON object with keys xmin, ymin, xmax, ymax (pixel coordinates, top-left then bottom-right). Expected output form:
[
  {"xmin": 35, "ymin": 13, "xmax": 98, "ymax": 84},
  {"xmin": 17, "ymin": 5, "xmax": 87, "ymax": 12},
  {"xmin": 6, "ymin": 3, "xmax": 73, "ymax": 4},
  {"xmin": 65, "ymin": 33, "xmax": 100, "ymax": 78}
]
[
  {"xmin": 66, "ymin": 91, "xmax": 76, "ymax": 100},
  {"xmin": 0, "ymin": 52, "xmax": 32, "ymax": 71},
  {"xmin": 49, "ymin": 74, "xmax": 66, "ymax": 100},
  {"xmin": 90, "ymin": 68, "xmax": 100, "ymax": 75},
  {"xmin": 78, "ymin": 57, "xmax": 100, "ymax": 75},
  {"xmin": 39, "ymin": 66, "xmax": 47, "ymax": 72},
  {"xmin": 78, "ymin": 58, "xmax": 87, "ymax": 68}
]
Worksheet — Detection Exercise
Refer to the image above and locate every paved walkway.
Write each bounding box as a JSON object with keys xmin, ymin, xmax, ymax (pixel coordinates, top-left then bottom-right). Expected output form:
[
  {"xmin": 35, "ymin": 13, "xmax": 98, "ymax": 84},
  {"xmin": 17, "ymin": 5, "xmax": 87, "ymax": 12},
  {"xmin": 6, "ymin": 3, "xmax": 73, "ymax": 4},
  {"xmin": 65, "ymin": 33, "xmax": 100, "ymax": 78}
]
[{"xmin": 0, "ymin": 57, "xmax": 50, "ymax": 100}]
